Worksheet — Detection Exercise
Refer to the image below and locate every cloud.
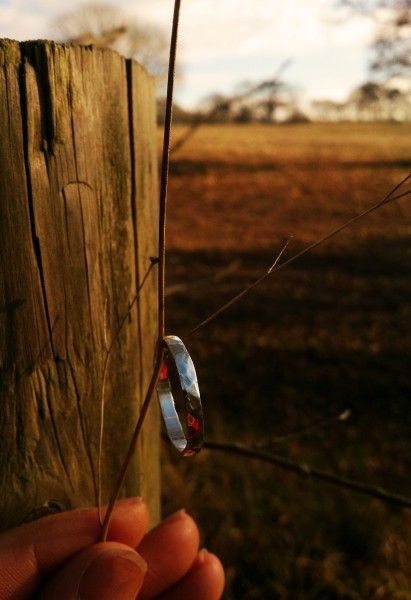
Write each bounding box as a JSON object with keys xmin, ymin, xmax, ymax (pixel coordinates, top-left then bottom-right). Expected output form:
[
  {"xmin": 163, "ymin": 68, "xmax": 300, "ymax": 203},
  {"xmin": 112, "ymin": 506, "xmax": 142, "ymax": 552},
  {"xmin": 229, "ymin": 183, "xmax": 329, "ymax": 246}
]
[
  {"xmin": 0, "ymin": 0, "xmax": 372, "ymax": 57},
  {"xmin": 129, "ymin": 0, "xmax": 373, "ymax": 62},
  {"xmin": 0, "ymin": 0, "xmax": 373, "ymax": 106},
  {"xmin": 0, "ymin": 0, "xmax": 63, "ymax": 39}
]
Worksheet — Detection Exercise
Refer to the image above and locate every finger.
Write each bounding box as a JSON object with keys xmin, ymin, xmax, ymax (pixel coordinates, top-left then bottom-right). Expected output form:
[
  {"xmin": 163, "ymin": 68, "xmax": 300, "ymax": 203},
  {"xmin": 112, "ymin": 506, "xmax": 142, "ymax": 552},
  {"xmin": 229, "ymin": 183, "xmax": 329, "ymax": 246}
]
[
  {"xmin": 40, "ymin": 541, "xmax": 147, "ymax": 600},
  {"xmin": 0, "ymin": 497, "xmax": 148, "ymax": 600},
  {"xmin": 158, "ymin": 550, "xmax": 225, "ymax": 600},
  {"xmin": 137, "ymin": 510, "xmax": 200, "ymax": 600}
]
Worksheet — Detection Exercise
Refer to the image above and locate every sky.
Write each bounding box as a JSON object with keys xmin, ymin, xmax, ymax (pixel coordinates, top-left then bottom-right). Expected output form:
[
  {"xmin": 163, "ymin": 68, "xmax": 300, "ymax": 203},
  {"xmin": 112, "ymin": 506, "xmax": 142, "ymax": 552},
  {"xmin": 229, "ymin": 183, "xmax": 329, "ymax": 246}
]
[{"xmin": 0, "ymin": 0, "xmax": 375, "ymax": 108}]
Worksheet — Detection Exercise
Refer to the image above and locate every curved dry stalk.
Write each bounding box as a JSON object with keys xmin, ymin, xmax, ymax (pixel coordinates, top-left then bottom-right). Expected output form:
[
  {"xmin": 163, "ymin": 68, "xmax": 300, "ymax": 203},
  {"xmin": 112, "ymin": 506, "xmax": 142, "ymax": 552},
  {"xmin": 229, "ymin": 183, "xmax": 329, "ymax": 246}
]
[
  {"xmin": 100, "ymin": 0, "xmax": 182, "ymax": 542},
  {"xmin": 100, "ymin": 350, "xmax": 164, "ymax": 541},
  {"xmin": 189, "ymin": 174, "xmax": 411, "ymax": 336},
  {"xmin": 97, "ymin": 262, "xmax": 155, "ymax": 525},
  {"xmin": 157, "ymin": 0, "xmax": 182, "ymax": 340}
]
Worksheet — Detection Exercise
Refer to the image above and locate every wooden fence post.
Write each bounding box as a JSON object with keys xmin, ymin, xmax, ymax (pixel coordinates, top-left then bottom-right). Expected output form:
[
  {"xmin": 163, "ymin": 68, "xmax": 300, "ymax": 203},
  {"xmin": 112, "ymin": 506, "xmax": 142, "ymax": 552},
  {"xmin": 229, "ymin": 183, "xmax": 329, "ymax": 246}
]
[{"xmin": 0, "ymin": 40, "xmax": 160, "ymax": 530}]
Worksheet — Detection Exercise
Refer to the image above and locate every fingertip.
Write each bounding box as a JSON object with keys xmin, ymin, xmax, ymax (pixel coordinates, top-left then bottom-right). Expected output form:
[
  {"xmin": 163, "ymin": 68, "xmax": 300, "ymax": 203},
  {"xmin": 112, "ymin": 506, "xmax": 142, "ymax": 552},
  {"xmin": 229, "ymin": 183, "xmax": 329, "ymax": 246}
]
[
  {"xmin": 138, "ymin": 510, "xmax": 200, "ymax": 599},
  {"xmin": 141, "ymin": 509, "xmax": 200, "ymax": 558},
  {"xmin": 107, "ymin": 497, "xmax": 149, "ymax": 547},
  {"xmin": 78, "ymin": 543, "xmax": 147, "ymax": 600},
  {"xmin": 42, "ymin": 542, "xmax": 147, "ymax": 600},
  {"xmin": 0, "ymin": 499, "xmax": 149, "ymax": 600},
  {"xmin": 157, "ymin": 549, "xmax": 225, "ymax": 600},
  {"xmin": 162, "ymin": 509, "xmax": 200, "ymax": 549},
  {"xmin": 193, "ymin": 550, "xmax": 225, "ymax": 598}
]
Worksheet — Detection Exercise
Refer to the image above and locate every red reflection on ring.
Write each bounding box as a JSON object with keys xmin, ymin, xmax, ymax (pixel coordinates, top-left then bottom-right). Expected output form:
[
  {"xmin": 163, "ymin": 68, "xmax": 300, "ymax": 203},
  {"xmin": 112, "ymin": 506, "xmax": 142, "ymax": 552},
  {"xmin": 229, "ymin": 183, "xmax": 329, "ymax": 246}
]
[
  {"xmin": 159, "ymin": 361, "xmax": 168, "ymax": 381},
  {"xmin": 187, "ymin": 413, "xmax": 200, "ymax": 437}
]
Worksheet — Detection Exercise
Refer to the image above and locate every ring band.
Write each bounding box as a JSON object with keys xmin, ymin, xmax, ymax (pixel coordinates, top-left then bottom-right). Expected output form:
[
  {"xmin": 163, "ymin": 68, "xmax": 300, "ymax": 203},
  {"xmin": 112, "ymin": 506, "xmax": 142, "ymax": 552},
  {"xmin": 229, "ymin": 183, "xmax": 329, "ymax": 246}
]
[{"xmin": 157, "ymin": 335, "xmax": 204, "ymax": 456}]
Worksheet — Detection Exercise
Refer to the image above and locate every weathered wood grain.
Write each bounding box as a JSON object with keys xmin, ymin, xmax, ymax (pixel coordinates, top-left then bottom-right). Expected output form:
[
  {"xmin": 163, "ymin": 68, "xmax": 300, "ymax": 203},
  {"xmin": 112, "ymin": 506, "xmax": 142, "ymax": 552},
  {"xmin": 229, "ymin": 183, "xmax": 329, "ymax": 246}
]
[{"xmin": 0, "ymin": 40, "xmax": 160, "ymax": 530}]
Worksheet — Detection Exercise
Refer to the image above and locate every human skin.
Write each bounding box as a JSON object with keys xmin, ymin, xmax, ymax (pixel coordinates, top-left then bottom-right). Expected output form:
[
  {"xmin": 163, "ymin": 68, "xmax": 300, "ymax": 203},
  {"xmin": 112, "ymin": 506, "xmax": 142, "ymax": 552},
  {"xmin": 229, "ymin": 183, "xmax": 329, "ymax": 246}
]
[{"xmin": 0, "ymin": 497, "xmax": 225, "ymax": 599}]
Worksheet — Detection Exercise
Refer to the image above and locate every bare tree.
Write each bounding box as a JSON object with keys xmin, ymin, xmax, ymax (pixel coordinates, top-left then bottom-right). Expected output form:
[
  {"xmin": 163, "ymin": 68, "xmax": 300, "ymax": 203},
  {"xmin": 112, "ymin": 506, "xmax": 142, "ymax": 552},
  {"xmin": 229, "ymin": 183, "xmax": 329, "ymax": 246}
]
[
  {"xmin": 349, "ymin": 80, "xmax": 385, "ymax": 118},
  {"xmin": 347, "ymin": 79, "xmax": 411, "ymax": 119},
  {"xmin": 372, "ymin": 2, "xmax": 411, "ymax": 78},
  {"xmin": 310, "ymin": 99, "xmax": 347, "ymax": 121},
  {"xmin": 341, "ymin": 0, "xmax": 411, "ymax": 80},
  {"xmin": 171, "ymin": 59, "xmax": 293, "ymax": 152},
  {"xmin": 52, "ymin": 2, "xmax": 170, "ymax": 84}
]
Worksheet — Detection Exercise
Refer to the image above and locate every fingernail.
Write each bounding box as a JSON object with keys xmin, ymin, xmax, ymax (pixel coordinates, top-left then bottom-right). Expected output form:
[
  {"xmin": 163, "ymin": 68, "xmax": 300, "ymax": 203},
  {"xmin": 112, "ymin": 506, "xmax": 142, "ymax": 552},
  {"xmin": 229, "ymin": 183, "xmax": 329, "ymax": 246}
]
[
  {"xmin": 196, "ymin": 548, "xmax": 209, "ymax": 565},
  {"xmin": 111, "ymin": 497, "xmax": 145, "ymax": 518},
  {"xmin": 163, "ymin": 508, "xmax": 187, "ymax": 523},
  {"xmin": 79, "ymin": 549, "xmax": 147, "ymax": 600},
  {"xmin": 115, "ymin": 497, "xmax": 144, "ymax": 509}
]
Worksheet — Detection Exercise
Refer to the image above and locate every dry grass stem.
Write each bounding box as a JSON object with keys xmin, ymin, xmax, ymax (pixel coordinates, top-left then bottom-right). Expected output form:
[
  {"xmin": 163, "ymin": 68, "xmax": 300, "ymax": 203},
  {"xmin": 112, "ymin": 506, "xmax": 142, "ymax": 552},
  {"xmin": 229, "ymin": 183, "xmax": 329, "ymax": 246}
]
[
  {"xmin": 99, "ymin": 0, "xmax": 182, "ymax": 542},
  {"xmin": 96, "ymin": 262, "xmax": 156, "ymax": 525},
  {"xmin": 189, "ymin": 174, "xmax": 411, "ymax": 336}
]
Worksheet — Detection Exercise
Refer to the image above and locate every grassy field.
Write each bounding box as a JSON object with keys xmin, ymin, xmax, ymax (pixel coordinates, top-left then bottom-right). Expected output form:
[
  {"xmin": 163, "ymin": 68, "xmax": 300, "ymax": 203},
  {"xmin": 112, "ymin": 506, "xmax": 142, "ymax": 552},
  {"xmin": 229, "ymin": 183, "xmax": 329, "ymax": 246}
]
[{"xmin": 161, "ymin": 123, "xmax": 411, "ymax": 599}]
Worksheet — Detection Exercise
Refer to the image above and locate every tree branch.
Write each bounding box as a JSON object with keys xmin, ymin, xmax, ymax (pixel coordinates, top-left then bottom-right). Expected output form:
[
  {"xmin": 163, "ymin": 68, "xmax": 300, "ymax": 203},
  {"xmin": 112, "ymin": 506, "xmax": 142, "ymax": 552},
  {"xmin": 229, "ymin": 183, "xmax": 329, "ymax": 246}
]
[{"xmin": 200, "ymin": 439, "xmax": 411, "ymax": 510}]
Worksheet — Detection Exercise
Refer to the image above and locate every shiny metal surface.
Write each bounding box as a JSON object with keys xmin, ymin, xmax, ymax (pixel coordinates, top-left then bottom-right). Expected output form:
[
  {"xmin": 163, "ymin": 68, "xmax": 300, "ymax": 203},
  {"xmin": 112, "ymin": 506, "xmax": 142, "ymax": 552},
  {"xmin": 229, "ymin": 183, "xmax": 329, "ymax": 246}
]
[{"xmin": 157, "ymin": 335, "xmax": 204, "ymax": 456}]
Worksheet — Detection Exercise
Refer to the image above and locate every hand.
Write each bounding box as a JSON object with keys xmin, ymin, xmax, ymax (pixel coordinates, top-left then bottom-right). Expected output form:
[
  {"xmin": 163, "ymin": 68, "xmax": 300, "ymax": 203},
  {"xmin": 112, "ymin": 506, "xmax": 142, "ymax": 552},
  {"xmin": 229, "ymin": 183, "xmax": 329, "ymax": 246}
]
[{"xmin": 0, "ymin": 497, "xmax": 224, "ymax": 599}]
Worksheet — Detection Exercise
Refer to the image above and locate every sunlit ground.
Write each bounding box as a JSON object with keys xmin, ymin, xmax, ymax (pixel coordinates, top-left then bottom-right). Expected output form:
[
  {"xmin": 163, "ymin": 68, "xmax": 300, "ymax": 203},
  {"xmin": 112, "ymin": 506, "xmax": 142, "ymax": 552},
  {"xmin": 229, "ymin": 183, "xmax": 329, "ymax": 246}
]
[{"xmin": 161, "ymin": 122, "xmax": 411, "ymax": 599}]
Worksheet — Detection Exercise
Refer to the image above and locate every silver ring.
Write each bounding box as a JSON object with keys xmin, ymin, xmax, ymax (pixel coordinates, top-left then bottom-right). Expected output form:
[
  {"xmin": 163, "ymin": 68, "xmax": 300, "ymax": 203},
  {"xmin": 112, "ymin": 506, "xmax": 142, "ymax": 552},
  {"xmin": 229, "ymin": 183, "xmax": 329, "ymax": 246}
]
[{"xmin": 157, "ymin": 335, "xmax": 204, "ymax": 456}]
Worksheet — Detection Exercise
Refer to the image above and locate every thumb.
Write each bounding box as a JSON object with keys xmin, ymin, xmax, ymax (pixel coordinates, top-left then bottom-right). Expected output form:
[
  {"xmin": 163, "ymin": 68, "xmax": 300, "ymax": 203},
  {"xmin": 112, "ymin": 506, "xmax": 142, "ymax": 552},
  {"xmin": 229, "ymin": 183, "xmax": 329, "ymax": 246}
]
[{"xmin": 40, "ymin": 542, "xmax": 147, "ymax": 600}]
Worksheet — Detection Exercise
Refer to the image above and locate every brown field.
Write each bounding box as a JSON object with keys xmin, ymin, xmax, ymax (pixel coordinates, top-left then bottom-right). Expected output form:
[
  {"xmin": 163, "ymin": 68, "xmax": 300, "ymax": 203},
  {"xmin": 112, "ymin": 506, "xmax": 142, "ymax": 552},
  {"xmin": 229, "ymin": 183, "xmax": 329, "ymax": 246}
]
[{"xmin": 161, "ymin": 123, "xmax": 411, "ymax": 599}]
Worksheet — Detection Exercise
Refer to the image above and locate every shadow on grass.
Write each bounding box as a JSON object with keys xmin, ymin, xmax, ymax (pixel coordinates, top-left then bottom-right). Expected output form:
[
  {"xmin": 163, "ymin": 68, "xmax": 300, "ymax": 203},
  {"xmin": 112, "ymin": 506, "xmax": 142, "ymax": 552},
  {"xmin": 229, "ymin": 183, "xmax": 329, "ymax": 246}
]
[
  {"xmin": 163, "ymin": 234, "xmax": 411, "ymax": 599},
  {"xmin": 170, "ymin": 158, "xmax": 411, "ymax": 176}
]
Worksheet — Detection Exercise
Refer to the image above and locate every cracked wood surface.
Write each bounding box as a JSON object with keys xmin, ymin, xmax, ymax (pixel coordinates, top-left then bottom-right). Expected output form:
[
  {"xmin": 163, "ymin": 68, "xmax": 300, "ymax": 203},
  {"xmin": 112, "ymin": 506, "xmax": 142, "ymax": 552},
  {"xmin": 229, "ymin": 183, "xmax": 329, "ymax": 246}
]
[{"xmin": 0, "ymin": 40, "xmax": 160, "ymax": 530}]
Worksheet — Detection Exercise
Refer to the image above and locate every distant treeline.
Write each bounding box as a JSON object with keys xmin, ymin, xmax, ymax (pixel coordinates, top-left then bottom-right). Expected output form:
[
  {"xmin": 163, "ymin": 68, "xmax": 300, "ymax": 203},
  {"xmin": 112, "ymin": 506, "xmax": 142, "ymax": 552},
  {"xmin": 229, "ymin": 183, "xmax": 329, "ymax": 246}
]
[{"xmin": 158, "ymin": 80, "xmax": 411, "ymax": 125}]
